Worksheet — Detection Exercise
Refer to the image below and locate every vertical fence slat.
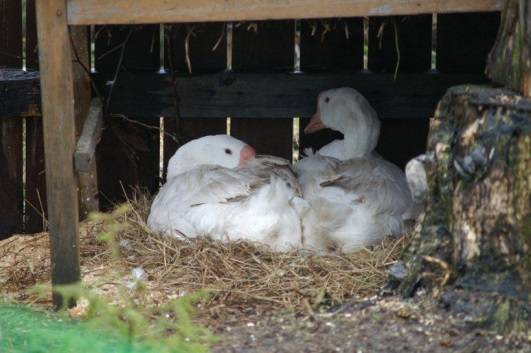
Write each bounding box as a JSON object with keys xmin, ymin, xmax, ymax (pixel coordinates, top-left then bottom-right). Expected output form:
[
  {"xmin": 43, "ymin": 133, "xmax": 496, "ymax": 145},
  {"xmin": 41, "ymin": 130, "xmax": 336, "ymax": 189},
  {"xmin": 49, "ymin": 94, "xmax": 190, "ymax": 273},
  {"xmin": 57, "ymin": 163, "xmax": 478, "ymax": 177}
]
[
  {"xmin": 438, "ymin": 12, "xmax": 500, "ymax": 74},
  {"xmin": 299, "ymin": 18, "xmax": 364, "ymax": 154},
  {"xmin": 0, "ymin": 0, "xmax": 23, "ymax": 238},
  {"xmin": 0, "ymin": 0, "xmax": 22, "ymax": 68},
  {"xmin": 162, "ymin": 23, "xmax": 228, "ymax": 177},
  {"xmin": 24, "ymin": 0, "xmax": 47, "ymax": 233},
  {"xmin": 367, "ymin": 15, "xmax": 432, "ymax": 169},
  {"xmin": 231, "ymin": 21, "xmax": 294, "ymax": 161},
  {"xmin": 26, "ymin": 0, "xmax": 39, "ymax": 69},
  {"xmin": 0, "ymin": 119, "xmax": 23, "ymax": 238},
  {"xmin": 25, "ymin": 117, "xmax": 47, "ymax": 232},
  {"xmin": 96, "ymin": 25, "xmax": 160, "ymax": 208}
]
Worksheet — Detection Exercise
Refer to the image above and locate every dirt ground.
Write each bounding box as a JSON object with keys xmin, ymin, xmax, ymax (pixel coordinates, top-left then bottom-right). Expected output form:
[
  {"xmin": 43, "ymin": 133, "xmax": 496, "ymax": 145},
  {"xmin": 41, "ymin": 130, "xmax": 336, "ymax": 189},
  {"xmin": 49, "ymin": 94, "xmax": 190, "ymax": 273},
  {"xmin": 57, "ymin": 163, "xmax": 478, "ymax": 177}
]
[{"xmin": 212, "ymin": 295, "xmax": 531, "ymax": 353}]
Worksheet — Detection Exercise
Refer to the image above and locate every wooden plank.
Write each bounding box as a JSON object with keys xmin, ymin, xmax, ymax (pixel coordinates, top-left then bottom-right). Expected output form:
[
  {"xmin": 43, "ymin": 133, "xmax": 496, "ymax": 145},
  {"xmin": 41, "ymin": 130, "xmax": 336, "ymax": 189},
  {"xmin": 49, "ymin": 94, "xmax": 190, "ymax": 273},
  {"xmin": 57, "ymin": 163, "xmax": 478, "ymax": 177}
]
[
  {"xmin": 25, "ymin": 116, "xmax": 47, "ymax": 233},
  {"xmin": 300, "ymin": 18, "xmax": 363, "ymax": 72},
  {"xmin": 438, "ymin": 12, "xmax": 500, "ymax": 73},
  {"xmin": 368, "ymin": 15, "xmax": 432, "ymax": 73},
  {"xmin": 95, "ymin": 71, "xmax": 488, "ymax": 119},
  {"xmin": 95, "ymin": 25, "xmax": 160, "ymax": 208},
  {"xmin": 66, "ymin": 0, "xmax": 502, "ymax": 26},
  {"xmin": 231, "ymin": 21, "xmax": 294, "ymax": 160},
  {"xmin": 0, "ymin": 0, "xmax": 22, "ymax": 68},
  {"xmin": 367, "ymin": 14, "xmax": 432, "ymax": 167},
  {"xmin": 0, "ymin": 118, "xmax": 23, "ymax": 239},
  {"xmin": 0, "ymin": 0, "xmax": 24, "ymax": 238},
  {"xmin": 26, "ymin": 0, "xmax": 39, "ymax": 69},
  {"xmin": 1, "ymin": 71, "xmax": 490, "ymax": 120},
  {"xmin": 0, "ymin": 69, "xmax": 40, "ymax": 117},
  {"xmin": 166, "ymin": 23, "xmax": 228, "ymax": 177},
  {"xmin": 35, "ymin": 0, "xmax": 80, "ymax": 306},
  {"xmin": 169, "ymin": 23, "xmax": 226, "ymax": 74},
  {"xmin": 74, "ymin": 99, "xmax": 103, "ymax": 172},
  {"xmin": 299, "ymin": 18, "xmax": 363, "ymax": 153}
]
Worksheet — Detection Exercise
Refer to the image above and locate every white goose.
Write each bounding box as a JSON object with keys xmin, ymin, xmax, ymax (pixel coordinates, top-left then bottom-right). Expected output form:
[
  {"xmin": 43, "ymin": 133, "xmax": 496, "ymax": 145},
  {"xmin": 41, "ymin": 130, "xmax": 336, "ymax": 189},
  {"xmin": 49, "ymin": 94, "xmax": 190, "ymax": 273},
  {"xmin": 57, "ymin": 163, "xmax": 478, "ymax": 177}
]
[
  {"xmin": 295, "ymin": 87, "xmax": 417, "ymax": 252},
  {"xmin": 147, "ymin": 135, "xmax": 304, "ymax": 251}
]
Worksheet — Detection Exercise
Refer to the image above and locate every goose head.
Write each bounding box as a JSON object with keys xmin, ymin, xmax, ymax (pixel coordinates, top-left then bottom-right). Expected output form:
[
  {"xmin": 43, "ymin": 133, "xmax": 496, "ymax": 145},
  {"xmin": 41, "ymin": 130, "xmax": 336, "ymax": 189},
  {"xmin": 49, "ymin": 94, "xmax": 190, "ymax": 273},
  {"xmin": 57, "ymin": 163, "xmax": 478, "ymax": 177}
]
[
  {"xmin": 166, "ymin": 134, "xmax": 256, "ymax": 179},
  {"xmin": 304, "ymin": 87, "xmax": 381, "ymax": 159}
]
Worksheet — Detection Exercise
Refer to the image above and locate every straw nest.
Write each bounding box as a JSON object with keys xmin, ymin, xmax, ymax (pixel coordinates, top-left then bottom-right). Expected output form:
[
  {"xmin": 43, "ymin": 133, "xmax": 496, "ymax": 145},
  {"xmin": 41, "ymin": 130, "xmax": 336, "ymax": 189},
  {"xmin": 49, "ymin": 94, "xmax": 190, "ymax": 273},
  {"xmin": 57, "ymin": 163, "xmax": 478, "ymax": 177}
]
[{"xmin": 0, "ymin": 191, "xmax": 408, "ymax": 325}]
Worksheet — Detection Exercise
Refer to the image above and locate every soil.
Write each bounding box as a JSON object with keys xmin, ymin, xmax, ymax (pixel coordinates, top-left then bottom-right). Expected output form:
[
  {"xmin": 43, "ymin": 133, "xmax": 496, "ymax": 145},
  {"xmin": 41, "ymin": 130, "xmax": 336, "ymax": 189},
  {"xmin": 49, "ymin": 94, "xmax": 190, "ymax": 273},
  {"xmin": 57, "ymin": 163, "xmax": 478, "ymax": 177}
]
[{"xmin": 212, "ymin": 294, "xmax": 531, "ymax": 353}]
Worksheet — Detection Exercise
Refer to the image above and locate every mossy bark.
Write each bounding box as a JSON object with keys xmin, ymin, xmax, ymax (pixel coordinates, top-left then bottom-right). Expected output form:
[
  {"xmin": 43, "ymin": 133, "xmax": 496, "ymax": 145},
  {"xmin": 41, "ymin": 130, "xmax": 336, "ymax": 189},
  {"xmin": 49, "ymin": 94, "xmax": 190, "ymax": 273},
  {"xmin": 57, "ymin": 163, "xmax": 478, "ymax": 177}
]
[
  {"xmin": 486, "ymin": 0, "xmax": 531, "ymax": 96},
  {"xmin": 398, "ymin": 85, "xmax": 531, "ymax": 334}
]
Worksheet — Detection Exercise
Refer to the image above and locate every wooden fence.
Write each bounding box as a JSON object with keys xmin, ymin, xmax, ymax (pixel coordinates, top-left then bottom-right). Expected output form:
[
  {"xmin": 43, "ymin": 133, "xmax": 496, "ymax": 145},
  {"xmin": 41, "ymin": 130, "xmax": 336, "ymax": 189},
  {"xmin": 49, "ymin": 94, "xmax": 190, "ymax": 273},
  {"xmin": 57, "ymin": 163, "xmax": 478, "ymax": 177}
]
[{"xmin": 0, "ymin": 0, "xmax": 500, "ymax": 239}]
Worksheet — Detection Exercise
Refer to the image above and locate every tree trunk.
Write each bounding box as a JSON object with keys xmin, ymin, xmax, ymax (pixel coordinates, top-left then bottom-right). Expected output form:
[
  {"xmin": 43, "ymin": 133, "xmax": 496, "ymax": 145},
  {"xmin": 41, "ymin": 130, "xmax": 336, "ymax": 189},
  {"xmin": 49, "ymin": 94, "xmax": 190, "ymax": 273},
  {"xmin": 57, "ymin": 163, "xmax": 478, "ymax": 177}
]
[
  {"xmin": 398, "ymin": 85, "xmax": 531, "ymax": 333},
  {"xmin": 486, "ymin": 0, "xmax": 531, "ymax": 96}
]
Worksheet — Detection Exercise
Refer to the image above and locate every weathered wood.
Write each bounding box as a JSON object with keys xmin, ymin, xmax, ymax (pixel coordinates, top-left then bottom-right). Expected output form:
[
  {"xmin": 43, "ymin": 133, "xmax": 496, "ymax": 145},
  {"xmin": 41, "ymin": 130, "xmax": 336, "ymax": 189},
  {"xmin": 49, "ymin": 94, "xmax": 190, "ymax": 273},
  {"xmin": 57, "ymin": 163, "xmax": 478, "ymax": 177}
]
[
  {"xmin": 36, "ymin": 0, "xmax": 80, "ymax": 307},
  {"xmin": 95, "ymin": 25, "xmax": 160, "ymax": 208},
  {"xmin": 99, "ymin": 71, "xmax": 489, "ymax": 119},
  {"xmin": 0, "ymin": 0, "xmax": 22, "ymax": 68},
  {"xmin": 0, "ymin": 71, "xmax": 491, "ymax": 120},
  {"xmin": 79, "ymin": 158, "xmax": 99, "ymax": 218},
  {"xmin": 438, "ymin": 12, "xmax": 500, "ymax": 73},
  {"xmin": 0, "ymin": 0, "xmax": 24, "ymax": 239},
  {"xmin": 74, "ymin": 99, "xmax": 103, "ymax": 172},
  {"xmin": 25, "ymin": 117, "xmax": 47, "ymax": 233},
  {"xmin": 66, "ymin": 0, "xmax": 502, "ymax": 25},
  {"xmin": 231, "ymin": 21, "xmax": 295, "ymax": 161},
  {"xmin": 26, "ymin": 0, "xmax": 39, "ymax": 69},
  {"xmin": 0, "ymin": 69, "xmax": 40, "ymax": 117},
  {"xmin": 368, "ymin": 15, "xmax": 432, "ymax": 73},
  {"xmin": 397, "ymin": 85, "xmax": 531, "ymax": 333},
  {"xmin": 487, "ymin": 0, "xmax": 531, "ymax": 96},
  {"xmin": 0, "ymin": 118, "xmax": 23, "ymax": 239},
  {"xmin": 300, "ymin": 18, "xmax": 363, "ymax": 72}
]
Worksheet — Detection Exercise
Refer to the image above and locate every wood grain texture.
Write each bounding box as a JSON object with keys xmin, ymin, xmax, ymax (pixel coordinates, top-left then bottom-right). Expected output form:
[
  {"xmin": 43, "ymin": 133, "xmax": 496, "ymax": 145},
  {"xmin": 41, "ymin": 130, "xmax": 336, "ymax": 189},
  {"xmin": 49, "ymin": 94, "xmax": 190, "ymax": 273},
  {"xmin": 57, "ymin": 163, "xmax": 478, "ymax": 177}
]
[
  {"xmin": 231, "ymin": 21, "xmax": 294, "ymax": 161},
  {"xmin": 25, "ymin": 116, "xmax": 47, "ymax": 233},
  {"xmin": 0, "ymin": 118, "xmax": 23, "ymax": 239},
  {"xmin": 0, "ymin": 0, "xmax": 22, "ymax": 68},
  {"xmin": 75, "ymin": 99, "xmax": 103, "ymax": 172},
  {"xmin": 66, "ymin": 0, "xmax": 501, "ymax": 25},
  {"xmin": 35, "ymin": 0, "xmax": 80, "ymax": 306},
  {"xmin": 97, "ymin": 71, "xmax": 488, "ymax": 119}
]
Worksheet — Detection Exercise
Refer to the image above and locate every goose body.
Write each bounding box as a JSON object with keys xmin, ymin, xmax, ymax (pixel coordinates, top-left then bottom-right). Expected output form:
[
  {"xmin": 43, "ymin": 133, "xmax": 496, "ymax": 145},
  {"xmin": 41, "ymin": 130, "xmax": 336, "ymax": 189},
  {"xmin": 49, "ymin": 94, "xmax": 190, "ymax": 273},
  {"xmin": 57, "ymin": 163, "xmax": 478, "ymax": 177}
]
[
  {"xmin": 148, "ymin": 135, "xmax": 304, "ymax": 251},
  {"xmin": 295, "ymin": 88, "xmax": 417, "ymax": 252}
]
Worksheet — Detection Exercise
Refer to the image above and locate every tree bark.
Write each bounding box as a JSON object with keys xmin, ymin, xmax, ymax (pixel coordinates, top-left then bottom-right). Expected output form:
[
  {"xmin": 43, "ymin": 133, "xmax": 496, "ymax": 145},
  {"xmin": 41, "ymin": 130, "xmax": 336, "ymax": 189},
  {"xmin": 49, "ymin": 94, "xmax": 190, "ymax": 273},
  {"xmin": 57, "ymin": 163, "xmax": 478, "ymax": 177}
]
[
  {"xmin": 398, "ymin": 85, "xmax": 531, "ymax": 333},
  {"xmin": 486, "ymin": 0, "xmax": 531, "ymax": 96}
]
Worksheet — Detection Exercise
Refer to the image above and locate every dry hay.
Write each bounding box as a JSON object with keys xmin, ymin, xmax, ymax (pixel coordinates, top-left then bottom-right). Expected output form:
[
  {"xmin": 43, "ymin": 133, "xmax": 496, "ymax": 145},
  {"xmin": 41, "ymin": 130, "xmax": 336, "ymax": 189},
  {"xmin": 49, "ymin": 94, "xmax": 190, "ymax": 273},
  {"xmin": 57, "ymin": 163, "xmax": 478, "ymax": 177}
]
[{"xmin": 0, "ymin": 191, "xmax": 408, "ymax": 326}]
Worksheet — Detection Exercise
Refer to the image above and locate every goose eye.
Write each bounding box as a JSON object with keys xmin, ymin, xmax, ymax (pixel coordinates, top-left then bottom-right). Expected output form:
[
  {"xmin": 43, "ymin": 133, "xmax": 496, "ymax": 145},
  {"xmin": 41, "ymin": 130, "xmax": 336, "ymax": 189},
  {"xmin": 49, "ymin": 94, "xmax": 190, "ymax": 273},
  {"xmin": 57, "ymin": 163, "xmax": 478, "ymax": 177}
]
[
  {"xmin": 224, "ymin": 148, "xmax": 233, "ymax": 155},
  {"xmin": 324, "ymin": 96, "xmax": 330, "ymax": 103}
]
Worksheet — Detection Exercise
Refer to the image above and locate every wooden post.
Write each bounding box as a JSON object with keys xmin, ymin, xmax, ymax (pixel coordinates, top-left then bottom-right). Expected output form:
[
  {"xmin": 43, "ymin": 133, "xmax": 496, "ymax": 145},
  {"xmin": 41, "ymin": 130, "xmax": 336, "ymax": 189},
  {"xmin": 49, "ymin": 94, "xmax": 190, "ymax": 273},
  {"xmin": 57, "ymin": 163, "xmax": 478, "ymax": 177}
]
[{"xmin": 35, "ymin": 0, "xmax": 80, "ymax": 308}]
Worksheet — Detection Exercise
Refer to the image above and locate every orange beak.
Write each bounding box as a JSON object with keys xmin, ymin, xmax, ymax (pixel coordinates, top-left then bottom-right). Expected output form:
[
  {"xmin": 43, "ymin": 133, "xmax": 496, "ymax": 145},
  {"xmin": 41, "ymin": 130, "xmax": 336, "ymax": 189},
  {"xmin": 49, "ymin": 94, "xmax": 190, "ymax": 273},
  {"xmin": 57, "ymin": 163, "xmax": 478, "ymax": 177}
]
[
  {"xmin": 239, "ymin": 145, "xmax": 256, "ymax": 166},
  {"xmin": 304, "ymin": 111, "xmax": 326, "ymax": 134}
]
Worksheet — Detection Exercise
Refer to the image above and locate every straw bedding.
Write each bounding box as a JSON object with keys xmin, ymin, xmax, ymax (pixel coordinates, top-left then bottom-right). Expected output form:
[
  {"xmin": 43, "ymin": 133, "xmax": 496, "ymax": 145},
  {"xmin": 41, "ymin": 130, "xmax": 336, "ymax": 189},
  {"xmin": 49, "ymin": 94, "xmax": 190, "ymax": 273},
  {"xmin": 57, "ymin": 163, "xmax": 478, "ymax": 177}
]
[{"xmin": 0, "ymin": 191, "xmax": 408, "ymax": 325}]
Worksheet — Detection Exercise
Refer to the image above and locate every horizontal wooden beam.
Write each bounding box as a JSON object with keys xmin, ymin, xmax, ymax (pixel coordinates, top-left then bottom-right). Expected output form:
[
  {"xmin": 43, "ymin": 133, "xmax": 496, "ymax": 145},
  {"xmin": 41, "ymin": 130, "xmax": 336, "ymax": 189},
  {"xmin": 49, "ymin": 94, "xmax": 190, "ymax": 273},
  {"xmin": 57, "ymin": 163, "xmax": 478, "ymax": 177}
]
[
  {"xmin": 99, "ymin": 71, "xmax": 488, "ymax": 120},
  {"xmin": 0, "ymin": 70, "xmax": 489, "ymax": 119},
  {"xmin": 66, "ymin": 0, "xmax": 501, "ymax": 25},
  {"xmin": 0, "ymin": 69, "xmax": 40, "ymax": 117}
]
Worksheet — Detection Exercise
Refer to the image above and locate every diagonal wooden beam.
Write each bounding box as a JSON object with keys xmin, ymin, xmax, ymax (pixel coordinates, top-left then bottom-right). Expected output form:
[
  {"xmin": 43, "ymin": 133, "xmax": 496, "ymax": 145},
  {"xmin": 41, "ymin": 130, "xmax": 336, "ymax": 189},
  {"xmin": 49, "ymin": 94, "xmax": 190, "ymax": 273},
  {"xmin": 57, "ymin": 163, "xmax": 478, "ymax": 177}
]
[
  {"xmin": 36, "ymin": 0, "xmax": 80, "ymax": 308},
  {"xmin": 66, "ymin": 0, "xmax": 502, "ymax": 26}
]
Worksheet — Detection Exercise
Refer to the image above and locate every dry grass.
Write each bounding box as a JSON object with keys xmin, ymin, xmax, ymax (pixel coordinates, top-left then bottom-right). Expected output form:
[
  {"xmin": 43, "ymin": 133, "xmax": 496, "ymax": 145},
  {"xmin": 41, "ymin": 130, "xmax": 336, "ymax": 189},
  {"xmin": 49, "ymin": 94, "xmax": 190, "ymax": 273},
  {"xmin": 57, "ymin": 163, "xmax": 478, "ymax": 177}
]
[{"xmin": 0, "ymin": 191, "xmax": 408, "ymax": 326}]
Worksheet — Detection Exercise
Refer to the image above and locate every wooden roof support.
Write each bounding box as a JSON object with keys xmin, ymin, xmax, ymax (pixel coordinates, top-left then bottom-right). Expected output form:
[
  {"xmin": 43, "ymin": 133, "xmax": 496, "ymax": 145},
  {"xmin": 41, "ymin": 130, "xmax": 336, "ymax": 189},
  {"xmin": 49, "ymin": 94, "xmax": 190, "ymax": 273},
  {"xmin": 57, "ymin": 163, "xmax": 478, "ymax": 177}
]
[
  {"xmin": 36, "ymin": 0, "xmax": 81, "ymax": 308},
  {"xmin": 66, "ymin": 0, "xmax": 502, "ymax": 25}
]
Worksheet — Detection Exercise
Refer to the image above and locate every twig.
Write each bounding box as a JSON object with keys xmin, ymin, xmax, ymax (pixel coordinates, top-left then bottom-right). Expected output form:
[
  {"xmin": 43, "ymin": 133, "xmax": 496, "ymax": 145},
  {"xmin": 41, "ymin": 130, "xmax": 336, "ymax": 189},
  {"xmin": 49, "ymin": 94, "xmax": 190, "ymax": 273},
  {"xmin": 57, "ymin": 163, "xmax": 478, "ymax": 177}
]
[
  {"xmin": 109, "ymin": 113, "xmax": 178, "ymax": 143},
  {"xmin": 393, "ymin": 19, "xmax": 401, "ymax": 80}
]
